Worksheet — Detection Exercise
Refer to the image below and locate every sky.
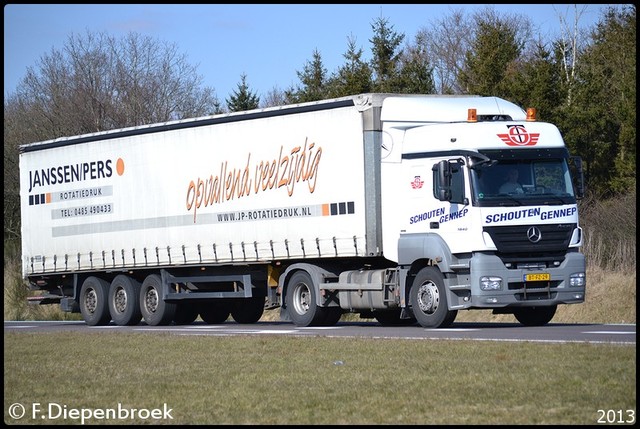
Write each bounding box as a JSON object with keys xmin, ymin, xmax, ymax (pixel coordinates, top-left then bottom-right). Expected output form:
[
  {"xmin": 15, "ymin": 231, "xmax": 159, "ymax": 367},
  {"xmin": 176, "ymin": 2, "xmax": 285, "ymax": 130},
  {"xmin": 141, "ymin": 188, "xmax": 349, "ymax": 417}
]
[{"xmin": 4, "ymin": 4, "xmax": 614, "ymax": 102}]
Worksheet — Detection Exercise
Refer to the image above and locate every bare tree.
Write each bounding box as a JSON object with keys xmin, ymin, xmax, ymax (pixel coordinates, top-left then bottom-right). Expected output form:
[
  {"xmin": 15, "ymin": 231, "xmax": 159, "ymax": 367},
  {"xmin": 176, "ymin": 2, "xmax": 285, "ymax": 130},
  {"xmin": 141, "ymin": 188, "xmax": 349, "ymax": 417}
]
[
  {"xmin": 260, "ymin": 85, "xmax": 288, "ymax": 108},
  {"xmin": 10, "ymin": 30, "xmax": 221, "ymax": 139},
  {"xmin": 4, "ymin": 30, "xmax": 222, "ymax": 243},
  {"xmin": 418, "ymin": 8, "xmax": 473, "ymax": 94},
  {"xmin": 553, "ymin": 4, "xmax": 590, "ymax": 105}
]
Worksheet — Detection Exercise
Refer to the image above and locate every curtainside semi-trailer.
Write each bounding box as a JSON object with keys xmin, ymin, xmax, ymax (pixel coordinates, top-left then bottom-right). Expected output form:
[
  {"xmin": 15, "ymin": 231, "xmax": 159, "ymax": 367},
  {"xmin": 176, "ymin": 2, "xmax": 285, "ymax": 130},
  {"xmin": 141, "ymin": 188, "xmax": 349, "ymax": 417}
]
[{"xmin": 20, "ymin": 93, "xmax": 586, "ymax": 328}]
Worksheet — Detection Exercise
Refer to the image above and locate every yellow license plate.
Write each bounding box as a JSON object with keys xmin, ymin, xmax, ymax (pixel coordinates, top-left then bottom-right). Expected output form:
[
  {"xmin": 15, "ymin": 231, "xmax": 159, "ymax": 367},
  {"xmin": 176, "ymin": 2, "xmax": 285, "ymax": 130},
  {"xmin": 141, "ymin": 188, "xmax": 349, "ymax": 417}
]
[{"xmin": 524, "ymin": 273, "xmax": 550, "ymax": 282}]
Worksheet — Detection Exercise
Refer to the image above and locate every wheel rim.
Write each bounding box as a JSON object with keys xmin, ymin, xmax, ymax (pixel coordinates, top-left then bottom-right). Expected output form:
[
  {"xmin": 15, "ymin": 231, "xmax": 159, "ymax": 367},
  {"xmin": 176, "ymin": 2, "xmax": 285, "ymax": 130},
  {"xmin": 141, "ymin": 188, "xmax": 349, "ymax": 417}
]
[
  {"xmin": 292, "ymin": 283, "xmax": 311, "ymax": 315},
  {"xmin": 85, "ymin": 289, "xmax": 98, "ymax": 314},
  {"xmin": 144, "ymin": 288, "xmax": 159, "ymax": 314},
  {"xmin": 416, "ymin": 281, "xmax": 440, "ymax": 315},
  {"xmin": 113, "ymin": 287, "xmax": 127, "ymax": 314}
]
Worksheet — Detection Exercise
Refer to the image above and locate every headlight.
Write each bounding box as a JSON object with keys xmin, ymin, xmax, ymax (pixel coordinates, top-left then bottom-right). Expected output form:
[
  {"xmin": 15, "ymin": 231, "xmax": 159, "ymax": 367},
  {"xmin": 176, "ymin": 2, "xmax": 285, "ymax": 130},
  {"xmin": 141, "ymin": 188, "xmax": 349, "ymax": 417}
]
[
  {"xmin": 480, "ymin": 276, "xmax": 502, "ymax": 291},
  {"xmin": 570, "ymin": 272, "xmax": 586, "ymax": 287}
]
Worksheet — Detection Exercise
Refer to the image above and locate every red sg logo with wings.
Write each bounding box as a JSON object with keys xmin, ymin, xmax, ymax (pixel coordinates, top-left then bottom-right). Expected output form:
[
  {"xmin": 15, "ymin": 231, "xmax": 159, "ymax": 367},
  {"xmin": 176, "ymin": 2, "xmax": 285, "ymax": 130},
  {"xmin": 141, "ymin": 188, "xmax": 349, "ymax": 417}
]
[{"xmin": 497, "ymin": 125, "xmax": 540, "ymax": 146}]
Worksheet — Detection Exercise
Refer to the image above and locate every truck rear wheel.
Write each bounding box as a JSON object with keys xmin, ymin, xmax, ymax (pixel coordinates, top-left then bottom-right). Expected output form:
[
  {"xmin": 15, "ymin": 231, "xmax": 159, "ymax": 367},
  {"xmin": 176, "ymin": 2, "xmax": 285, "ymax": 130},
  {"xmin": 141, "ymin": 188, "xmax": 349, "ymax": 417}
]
[
  {"xmin": 231, "ymin": 297, "xmax": 265, "ymax": 324},
  {"xmin": 173, "ymin": 302, "xmax": 199, "ymax": 325},
  {"xmin": 285, "ymin": 271, "xmax": 326, "ymax": 327},
  {"xmin": 513, "ymin": 305, "xmax": 557, "ymax": 326},
  {"xmin": 79, "ymin": 277, "xmax": 111, "ymax": 326},
  {"xmin": 199, "ymin": 301, "xmax": 231, "ymax": 324},
  {"xmin": 140, "ymin": 274, "xmax": 176, "ymax": 326},
  {"xmin": 410, "ymin": 267, "xmax": 457, "ymax": 328},
  {"xmin": 108, "ymin": 275, "xmax": 142, "ymax": 326}
]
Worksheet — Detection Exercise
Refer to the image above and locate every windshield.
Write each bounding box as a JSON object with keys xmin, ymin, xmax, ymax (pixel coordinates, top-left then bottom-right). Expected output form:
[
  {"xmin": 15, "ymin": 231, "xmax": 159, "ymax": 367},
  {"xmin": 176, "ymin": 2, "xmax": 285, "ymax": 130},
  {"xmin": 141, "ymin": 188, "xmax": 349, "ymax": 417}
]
[{"xmin": 471, "ymin": 158, "xmax": 576, "ymax": 206}]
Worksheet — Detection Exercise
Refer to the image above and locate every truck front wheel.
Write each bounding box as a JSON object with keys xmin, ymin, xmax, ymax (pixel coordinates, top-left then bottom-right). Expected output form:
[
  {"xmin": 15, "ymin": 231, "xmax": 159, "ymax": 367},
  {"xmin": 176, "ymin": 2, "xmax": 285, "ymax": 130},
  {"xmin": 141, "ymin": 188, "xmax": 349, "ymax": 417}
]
[
  {"xmin": 321, "ymin": 307, "xmax": 342, "ymax": 326},
  {"xmin": 513, "ymin": 305, "xmax": 557, "ymax": 326},
  {"xmin": 140, "ymin": 274, "xmax": 176, "ymax": 326},
  {"xmin": 109, "ymin": 275, "xmax": 142, "ymax": 326},
  {"xmin": 79, "ymin": 277, "xmax": 111, "ymax": 326},
  {"xmin": 410, "ymin": 267, "xmax": 457, "ymax": 328},
  {"xmin": 285, "ymin": 271, "xmax": 325, "ymax": 327}
]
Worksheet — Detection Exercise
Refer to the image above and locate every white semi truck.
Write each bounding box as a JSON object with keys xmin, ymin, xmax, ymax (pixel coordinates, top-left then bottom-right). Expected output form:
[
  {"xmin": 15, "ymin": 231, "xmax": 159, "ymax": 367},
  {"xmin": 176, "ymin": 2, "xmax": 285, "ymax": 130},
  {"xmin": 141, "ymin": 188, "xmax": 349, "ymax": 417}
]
[{"xmin": 19, "ymin": 93, "xmax": 586, "ymax": 328}]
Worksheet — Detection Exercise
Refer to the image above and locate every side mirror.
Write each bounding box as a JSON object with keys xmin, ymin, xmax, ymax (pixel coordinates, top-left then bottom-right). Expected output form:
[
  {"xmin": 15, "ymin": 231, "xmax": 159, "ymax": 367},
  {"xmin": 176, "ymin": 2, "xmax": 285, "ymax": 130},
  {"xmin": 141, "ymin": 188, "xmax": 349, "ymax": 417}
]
[
  {"xmin": 433, "ymin": 160, "xmax": 452, "ymax": 202},
  {"xmin": 570, "ymin": 156, "xmax": 585, "ymax": 199}
]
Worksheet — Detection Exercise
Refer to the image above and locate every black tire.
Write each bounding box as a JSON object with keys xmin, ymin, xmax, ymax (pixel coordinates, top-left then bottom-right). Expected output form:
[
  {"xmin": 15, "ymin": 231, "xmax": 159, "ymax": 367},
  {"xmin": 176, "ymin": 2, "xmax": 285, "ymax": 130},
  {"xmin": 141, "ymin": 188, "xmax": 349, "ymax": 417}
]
[
  {"xmin": 320, "ymin": 307, "xmax": 343, "ymax": 327},
  {"xmin": 79, "ymin": 276, "xmax": 111, "ymax": 326},
  {"xmin": 513, "ymin": 305, "xmax": 557, "ymax": 326},
  {"xmin": 410, "ymin": 266, "xmax": 457, "ymax": 328},
  {"xmin": 173, "ymin": 302, "xmax": 199, "ymax": 325},
  {"xmin": 199, "ymin": 301, "xmax": 232, "ymax": 324},
  {"xmin": 285, "ymin": 271, "xmax": 325, "ymax": 327},
  {"xmin": 139, "ymin": 274, "xmax": 176, "ymax": 326},
  {"xmin": 231, "ymin": 297, "xmax": 266, "ymax": 324},
  {"xmin": 108, "ymin": 275, "xmax": 142, "ymax": 326},
  {"xmin": 374, "ymin": 309, "xmax": 417, "ymax": 326}
]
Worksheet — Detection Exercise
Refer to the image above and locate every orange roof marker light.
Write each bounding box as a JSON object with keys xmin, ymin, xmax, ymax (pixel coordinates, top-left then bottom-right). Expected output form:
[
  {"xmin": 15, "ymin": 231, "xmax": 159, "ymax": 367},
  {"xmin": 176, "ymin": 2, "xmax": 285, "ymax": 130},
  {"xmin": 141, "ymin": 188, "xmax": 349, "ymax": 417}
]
[
  {"xmin": 467, "ymin": 108, "xmax": 477, "ymax": 122},
  {"xmin": 526, "ymin": 107, "xmax": 537, "ymax": 122}
]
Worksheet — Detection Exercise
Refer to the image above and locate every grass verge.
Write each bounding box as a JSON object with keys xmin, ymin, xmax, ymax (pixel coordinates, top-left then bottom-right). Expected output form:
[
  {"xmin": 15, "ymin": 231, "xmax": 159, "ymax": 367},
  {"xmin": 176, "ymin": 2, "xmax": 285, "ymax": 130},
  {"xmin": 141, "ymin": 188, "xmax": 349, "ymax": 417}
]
[{"xmin": 4, "ymin": 331, "xmax": 636, "ymax": 425}]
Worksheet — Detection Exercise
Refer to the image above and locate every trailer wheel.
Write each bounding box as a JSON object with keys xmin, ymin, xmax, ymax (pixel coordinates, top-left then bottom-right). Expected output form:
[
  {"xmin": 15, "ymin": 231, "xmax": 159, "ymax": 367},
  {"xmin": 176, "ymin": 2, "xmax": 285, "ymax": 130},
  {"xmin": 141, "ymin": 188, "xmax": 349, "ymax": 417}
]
[
  {"xmin": 108, "ymin": 275, "xmax": 142, "ymax": 326},
  {"xmin": 199, "ymin": 301, "xmax": 231, "ymax": 324},
  {"xmin": 140, "ymin": 274, "xmax": 176, "ymax": 326},
  {"xmin": 513, "ymin": 305, "xmax": 557, "ymax": 326},
  {"xmin": 173, "ymin": 303, "xmax": 199, "ymax": 325},
  {"xmin": 231, "ymin": 297, "xmax": 265, "ymax": 324},
  {"xmin": 410, "ymin": 267, "xmax": 457, "ymax": 328},
  {"xmin": 79, "ymin": 277, "xmax": 111, "ymax": 326},
  {"xmin": 285, "ymin": 271, "xmax": 325, "ymax": 327}
]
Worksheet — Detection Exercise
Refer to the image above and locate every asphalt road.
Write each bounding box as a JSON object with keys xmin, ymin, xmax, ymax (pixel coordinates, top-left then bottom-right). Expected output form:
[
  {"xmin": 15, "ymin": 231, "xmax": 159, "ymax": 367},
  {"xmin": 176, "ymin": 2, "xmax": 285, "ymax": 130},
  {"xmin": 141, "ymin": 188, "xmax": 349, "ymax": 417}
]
[{"xmin": 4, "ymin": 320, "xmax": 636, "ymax": 345}]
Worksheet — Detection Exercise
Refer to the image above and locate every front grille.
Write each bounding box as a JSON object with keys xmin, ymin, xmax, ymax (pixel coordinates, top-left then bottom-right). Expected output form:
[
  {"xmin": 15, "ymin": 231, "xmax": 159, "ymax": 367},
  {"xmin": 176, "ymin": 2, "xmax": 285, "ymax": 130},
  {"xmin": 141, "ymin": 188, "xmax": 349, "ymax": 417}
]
[{"xmin": 484, "ymin": 224, "xmax": 575, "ymax": 255}]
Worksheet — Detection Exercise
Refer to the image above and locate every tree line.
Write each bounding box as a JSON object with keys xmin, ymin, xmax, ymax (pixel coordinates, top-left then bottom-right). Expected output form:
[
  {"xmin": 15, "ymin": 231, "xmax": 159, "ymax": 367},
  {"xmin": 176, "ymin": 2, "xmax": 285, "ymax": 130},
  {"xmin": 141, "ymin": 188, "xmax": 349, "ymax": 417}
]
[{"xmin": 3, "ymin": 5, "xmax": 635, "ymax": 243}]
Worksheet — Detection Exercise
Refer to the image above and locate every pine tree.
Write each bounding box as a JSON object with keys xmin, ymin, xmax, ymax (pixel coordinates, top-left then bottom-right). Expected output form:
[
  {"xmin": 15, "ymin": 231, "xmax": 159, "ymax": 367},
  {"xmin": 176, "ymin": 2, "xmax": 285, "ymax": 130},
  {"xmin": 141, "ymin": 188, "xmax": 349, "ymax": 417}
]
[
  {"xmin": 369, "ymin": 16, "xmax": 405, "ymax": 92},
  {"xmin": 459, "ymin": 16, "xmax": 522, "ymax": 97},
  {"xmin": 395, "ymin": 33, "xmax": 435, "ymax": 94},
  {"xmin": 327, "ymin": 36, "xmax": 373, "ymax": 97},
  {"xmin": 326, "ymin": 35, "xmax": 373, "ymax": 98},
  {"xmin": 564, "ymin": 5, "xmax": 636, "ymax": 194},
  {"xmin": 226, "ymin": 73, "xmax": 260, "ymax": 112},
  {"xmin": 286, "ymin": 49, "xmax": 328, "ymax": 103},
  {"xmin": 509, "ymin": 41, "xmax": 562, "ymax": 121}
]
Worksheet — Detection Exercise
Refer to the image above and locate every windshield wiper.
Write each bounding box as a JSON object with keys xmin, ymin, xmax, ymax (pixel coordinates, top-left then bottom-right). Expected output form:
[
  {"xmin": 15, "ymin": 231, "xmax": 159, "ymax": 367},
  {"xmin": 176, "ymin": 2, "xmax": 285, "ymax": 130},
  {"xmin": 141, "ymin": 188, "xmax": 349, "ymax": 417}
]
[
  {"xmin": 539, "ymin": 195, "xmax": 572, "ymax": 205},
  {"xmin": 496, "ymin": 195, "xmax": 523, "ymax": 206}
]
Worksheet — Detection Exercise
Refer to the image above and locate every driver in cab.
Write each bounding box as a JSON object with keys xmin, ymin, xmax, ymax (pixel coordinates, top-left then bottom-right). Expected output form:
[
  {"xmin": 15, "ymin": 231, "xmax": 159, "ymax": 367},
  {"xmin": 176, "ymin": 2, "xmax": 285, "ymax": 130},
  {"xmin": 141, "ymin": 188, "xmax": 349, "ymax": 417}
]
[{"xmin": 499, "ymin": 168, "xmax": 524, "ymax": 194}]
